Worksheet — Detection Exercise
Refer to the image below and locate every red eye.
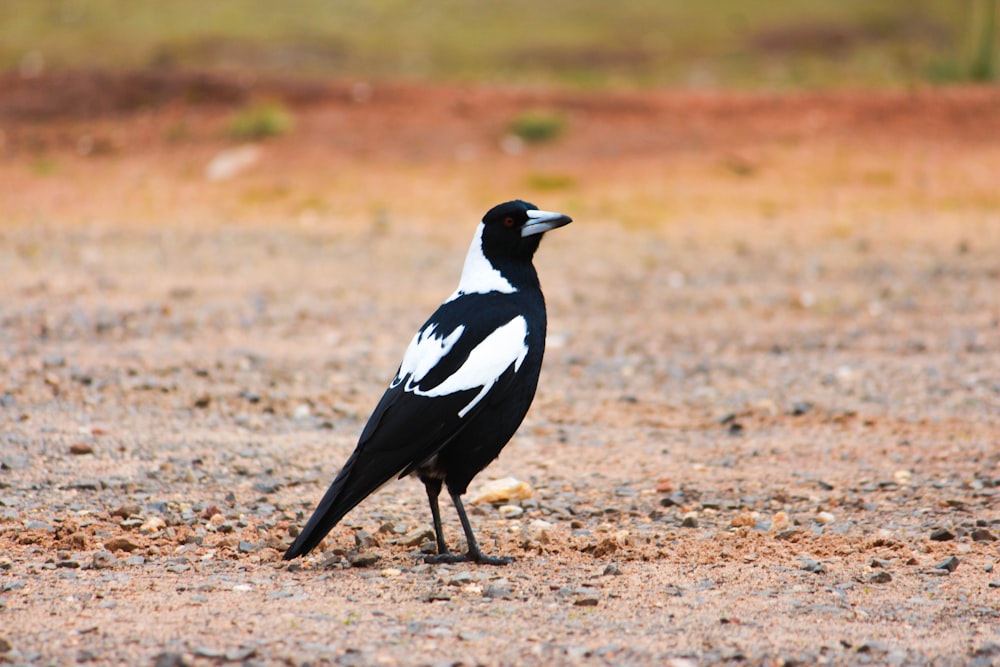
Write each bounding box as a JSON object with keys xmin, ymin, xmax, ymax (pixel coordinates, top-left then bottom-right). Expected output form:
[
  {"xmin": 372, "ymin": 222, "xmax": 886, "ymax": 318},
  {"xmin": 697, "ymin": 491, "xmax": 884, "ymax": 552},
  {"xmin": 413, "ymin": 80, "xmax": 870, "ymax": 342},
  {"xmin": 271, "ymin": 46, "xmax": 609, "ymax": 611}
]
[{"xmin": 503, "ymin": 217, "xmax": 516, "ymax": 227}]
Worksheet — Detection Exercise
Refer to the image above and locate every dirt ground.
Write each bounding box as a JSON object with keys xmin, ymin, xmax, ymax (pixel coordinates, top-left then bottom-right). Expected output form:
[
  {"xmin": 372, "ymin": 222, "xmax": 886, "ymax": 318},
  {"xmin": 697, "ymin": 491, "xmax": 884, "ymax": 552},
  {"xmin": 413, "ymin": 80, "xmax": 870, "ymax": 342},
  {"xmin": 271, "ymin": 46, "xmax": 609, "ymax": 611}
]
[{"xmin": 1, "ymin": 73, "xmax": 999, "ymax": 666}]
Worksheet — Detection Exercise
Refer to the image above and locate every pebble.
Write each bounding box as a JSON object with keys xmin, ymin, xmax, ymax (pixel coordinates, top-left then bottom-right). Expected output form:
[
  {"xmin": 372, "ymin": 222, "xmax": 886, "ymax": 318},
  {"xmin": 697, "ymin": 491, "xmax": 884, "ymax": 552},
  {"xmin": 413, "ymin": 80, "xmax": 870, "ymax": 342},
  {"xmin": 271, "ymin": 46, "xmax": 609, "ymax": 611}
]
[
  {"xmin": 971, "ymin": 528, "xmax": 997, "ymax": 542},
  {"xmin": 499, "ymin": 505, "xmax": 524, "ymax": 519},
  {"xmin": 468, "ymin": 477, "xmax": 532, "ymax": 504},
  {"xmin": 681, "ymin": 513, "xmax": 698, "ymax": 528},
  {"xmin": 868, "ymin": 571, "xmax": 892, "ymax": 584},
  {"xmin": 574, "ymin": 597, "xmax": 600, "ymax": 607},
  {"xmin": 393, "ymin": 527, "xmax": 434, "ymax": 547},
  {"xmin": 140, "ymin": 516, "xmax": 166, "ymax": 533},
  {"xmin": 603, "ymin": 564, "xmax": 622, "ymax": 576},
  {"xmin": 934, "ymin": 556, "xmax": 960, "ymax": 572},
  {"xmin": 104, "ymin": 537, "xmax": 140, "ymax": 553},
  {"xmin": 929, "ymin": 528, "xmax": 955, "ymax": 542},
  {"xmin": 815, "ymin": 511, "xmax": 836, "ymax": 525},
  {"xmin": 69, "ymin": 443, "xmax": 94, "ymax": 455},
  {"xmin": 483, "ymin": 583, "xmax": 513, "ymax": 599},
  {"xmin": 799, "ymin": 559, "xmax": 826, "ymax": 574},
  {"xmin": 448, "ymin": 572, "xmax": 473, "ymax": 586},
  {"xmin": 525, "ymin": 519, "xmax": 553, "ymax": 543},
  {"xmin": 348, "ymin": 552, "xmax": 379, "ymax": 568},
  {"xmin": 25, "ymin": 520, "xmax": 55, "ymax": 533}
]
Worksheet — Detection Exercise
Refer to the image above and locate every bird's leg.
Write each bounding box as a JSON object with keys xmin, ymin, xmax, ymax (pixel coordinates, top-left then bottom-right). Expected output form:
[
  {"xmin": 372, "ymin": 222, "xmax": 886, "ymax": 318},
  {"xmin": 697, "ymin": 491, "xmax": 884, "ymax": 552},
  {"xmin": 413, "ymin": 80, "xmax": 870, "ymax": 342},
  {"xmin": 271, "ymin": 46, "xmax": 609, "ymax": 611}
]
[
  {"xmin": 451, "ymin": 491, "xmax": 514, "ymax": 566},
  {"xmin": 423, "ymin": 478, "xmax": 450, "ymax": 556}
]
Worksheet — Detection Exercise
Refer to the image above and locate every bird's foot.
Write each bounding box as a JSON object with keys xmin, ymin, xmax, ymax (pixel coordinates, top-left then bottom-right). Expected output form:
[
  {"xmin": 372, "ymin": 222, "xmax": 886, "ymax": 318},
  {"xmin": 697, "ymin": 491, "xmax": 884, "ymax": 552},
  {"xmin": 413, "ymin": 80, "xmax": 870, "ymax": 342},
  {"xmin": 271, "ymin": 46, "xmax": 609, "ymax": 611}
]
[
  {"xmin": 423, "ymin": 552, "xmax": 469, "ymax": 565},
  {"xmin": 423, "ymin": 551, "xmax": 513, "ymax": 566}
]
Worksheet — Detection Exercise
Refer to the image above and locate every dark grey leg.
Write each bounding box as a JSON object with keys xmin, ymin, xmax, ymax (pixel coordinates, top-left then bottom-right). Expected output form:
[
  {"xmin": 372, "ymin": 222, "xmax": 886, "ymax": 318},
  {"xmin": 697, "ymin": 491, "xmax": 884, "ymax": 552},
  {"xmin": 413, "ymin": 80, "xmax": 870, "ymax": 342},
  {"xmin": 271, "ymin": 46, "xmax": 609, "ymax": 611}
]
[
  {"xmin": 425, "ymin": 491, "xmax": 513, "ymax": 565},
  {"xmin": 423, "ymin": 478, "xmax": 450, "ymax": 556}
]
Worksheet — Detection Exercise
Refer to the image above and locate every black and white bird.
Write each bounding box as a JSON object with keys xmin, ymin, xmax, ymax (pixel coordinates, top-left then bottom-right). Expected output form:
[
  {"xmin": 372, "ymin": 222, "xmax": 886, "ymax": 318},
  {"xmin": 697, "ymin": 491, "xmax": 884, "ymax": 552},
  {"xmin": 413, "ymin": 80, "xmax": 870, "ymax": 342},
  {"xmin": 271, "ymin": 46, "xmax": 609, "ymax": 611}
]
[{"xmin": 284, "ymin": 200, "xmax": 572, "ymax": 565}]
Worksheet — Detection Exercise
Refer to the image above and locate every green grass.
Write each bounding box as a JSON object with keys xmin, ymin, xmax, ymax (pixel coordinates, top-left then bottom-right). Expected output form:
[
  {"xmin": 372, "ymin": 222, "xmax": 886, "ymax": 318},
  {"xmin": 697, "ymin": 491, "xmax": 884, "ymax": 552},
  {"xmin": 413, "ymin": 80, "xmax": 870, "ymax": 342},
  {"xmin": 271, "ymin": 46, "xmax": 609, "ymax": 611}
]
[
  {"xmin": 509, "ymin": 111, "xmax": 565, "ymax": 143},
  {"xmin": 226, "ymin": 102, "xmax": 294, "ymax": 141},
  {"xmin": 0, "ymin": 0, "xmax": 992, "ymax": 89}
]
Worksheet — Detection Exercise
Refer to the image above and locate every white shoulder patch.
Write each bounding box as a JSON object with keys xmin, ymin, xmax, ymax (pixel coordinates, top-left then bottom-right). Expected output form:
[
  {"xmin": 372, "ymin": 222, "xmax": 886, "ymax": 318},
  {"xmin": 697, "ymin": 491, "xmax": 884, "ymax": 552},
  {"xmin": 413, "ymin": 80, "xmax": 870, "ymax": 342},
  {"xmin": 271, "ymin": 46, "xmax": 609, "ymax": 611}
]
[
  {"xmin": 446, "ymin": 223, "xmax": 516, "ymax": 302},
  {"xmin": 403, "ymin": 316, "xmax": 529, "ymax": 418},
  {"xmin": 392, "ymin": 322, "xmax": 465, "ymax": 388}
]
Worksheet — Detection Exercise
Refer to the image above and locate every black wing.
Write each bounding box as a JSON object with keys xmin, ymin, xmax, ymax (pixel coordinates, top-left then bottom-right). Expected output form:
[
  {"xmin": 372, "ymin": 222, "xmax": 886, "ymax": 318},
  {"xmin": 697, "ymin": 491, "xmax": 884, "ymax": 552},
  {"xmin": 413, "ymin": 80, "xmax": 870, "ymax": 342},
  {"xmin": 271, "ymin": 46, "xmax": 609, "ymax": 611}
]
[{"xmin": 283, "ymin": 294, "xmax": 531, "ymax": 559}]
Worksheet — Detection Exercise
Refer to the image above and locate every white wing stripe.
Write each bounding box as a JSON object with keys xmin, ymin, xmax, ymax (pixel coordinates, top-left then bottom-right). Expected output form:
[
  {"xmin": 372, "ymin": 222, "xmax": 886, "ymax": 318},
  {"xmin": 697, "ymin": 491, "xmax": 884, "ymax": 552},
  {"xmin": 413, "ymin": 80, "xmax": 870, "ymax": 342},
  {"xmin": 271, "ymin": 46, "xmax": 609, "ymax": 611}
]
[
  {"xmin": 401, "ymin": 316, "xmax": 529, "ymax": 417},
  {"xmin": 392, "ymin": 322, "xmax": 465, "ymax": 388}
]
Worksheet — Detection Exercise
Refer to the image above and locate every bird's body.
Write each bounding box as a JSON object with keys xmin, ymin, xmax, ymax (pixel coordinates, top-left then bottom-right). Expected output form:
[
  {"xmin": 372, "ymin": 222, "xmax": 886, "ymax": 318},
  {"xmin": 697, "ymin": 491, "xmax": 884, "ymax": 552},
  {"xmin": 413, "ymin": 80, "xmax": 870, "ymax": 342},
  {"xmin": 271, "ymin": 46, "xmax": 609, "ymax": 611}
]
[{"xmin": 284, "ymin": 201, "xmax": 571, "ymax": 564}]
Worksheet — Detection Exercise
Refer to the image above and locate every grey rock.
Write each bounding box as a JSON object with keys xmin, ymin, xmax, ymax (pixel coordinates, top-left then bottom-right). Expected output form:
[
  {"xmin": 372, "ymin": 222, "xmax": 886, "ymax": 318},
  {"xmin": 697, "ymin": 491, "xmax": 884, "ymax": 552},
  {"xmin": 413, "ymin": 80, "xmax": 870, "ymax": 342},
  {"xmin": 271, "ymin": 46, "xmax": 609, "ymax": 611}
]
[
  {"xmin": 934, "ymin": 556, "xmax": 960, "ymax": 572},
  {"xmin": 348, "ymin": 552, "xmax": 379, "ymax": 568},
  {"xmin": 971, "ymin": 528, "xmax": 997, "ymax": 542},
  {"xmin": 25, "ymin": 520, "xmax": 55, "ymax": 533},
  {"xmin": 394, "ymin": 527, "xmax": 434, "ymax": 547},
  {"xmin": 929, "ymin": 527, "xmax": 955, "ymax": 541},
  {"xmin": 152, "ymin": 651, "xmax": 189, "ymax": 667},
  {"xmin": 868, "ymin": 571, "xmax": 892, "ymax": 584}
]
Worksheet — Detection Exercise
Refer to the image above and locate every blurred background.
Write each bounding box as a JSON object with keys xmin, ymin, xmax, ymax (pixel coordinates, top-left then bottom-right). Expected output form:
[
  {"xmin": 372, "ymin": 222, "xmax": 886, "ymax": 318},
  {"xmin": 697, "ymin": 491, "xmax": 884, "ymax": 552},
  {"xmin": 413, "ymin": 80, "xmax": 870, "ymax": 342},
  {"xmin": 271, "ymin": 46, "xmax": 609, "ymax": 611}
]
[{"xmin": 1, "ymin": 0, "xmax": 996, "ymax": 88}]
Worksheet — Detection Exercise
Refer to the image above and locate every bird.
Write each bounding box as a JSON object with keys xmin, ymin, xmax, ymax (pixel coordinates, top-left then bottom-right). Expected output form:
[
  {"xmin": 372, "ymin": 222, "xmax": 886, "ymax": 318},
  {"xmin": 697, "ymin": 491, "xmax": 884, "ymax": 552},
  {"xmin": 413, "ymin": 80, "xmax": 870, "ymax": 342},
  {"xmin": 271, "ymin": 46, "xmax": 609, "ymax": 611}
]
[{"xmin": 283, "ymin": 200, "xmax": 572, "ymax": 565}]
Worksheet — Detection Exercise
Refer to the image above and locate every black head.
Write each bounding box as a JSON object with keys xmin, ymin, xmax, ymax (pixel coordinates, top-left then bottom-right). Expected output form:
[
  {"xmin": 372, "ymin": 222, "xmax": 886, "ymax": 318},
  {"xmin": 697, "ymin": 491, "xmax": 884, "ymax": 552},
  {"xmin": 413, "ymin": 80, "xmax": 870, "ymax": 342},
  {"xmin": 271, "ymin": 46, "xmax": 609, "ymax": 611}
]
[{"xmin": 480, "ymin": 200, "xmax": 572, "ymax": 262}]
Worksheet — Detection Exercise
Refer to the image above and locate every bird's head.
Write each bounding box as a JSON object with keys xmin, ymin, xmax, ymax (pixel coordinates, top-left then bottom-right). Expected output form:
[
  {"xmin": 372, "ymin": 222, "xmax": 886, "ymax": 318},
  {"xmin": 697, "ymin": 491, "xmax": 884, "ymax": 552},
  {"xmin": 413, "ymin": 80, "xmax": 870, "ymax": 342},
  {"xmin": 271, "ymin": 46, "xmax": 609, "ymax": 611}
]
[{"xmin": 480, "ymin": 200, "xmax": 572, "ymax": 261}]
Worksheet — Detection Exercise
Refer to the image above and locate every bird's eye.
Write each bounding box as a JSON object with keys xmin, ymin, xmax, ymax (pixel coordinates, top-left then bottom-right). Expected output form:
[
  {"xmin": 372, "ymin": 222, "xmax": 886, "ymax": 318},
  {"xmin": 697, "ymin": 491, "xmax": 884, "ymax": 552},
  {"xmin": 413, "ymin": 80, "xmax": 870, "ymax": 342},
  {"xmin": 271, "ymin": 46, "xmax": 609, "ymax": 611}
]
[{"xmin": 503, "ymin": 217, "xmax": 516, "ymax": 228}]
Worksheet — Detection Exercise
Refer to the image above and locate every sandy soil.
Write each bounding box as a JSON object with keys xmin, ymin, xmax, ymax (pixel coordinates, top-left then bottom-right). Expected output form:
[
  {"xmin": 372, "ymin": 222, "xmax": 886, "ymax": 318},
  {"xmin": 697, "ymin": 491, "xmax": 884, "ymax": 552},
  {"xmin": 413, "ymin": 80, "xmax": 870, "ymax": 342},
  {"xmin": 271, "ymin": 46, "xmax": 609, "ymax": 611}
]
[{"xmin": 1, "ymin": 73, "xmax": 999, "ymax": 666}]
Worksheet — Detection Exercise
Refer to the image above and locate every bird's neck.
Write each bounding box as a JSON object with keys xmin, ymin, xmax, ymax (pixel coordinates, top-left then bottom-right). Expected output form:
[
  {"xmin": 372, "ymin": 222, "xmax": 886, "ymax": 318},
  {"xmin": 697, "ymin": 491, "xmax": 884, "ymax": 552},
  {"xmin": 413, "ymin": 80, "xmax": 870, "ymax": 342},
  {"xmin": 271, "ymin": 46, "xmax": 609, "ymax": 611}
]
[{"xmin": 449, "ymin": 224, "xmax": 539, "ymax": 301}]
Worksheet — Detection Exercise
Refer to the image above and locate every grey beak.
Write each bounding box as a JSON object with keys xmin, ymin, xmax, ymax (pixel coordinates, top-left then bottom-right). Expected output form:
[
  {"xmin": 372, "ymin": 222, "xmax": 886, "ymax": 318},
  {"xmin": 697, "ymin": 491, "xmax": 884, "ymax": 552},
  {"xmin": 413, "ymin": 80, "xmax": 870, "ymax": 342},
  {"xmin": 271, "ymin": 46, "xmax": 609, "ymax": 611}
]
[{"xmin": 521, "ymin": 209, "xmax": 573, "ymax": 237}]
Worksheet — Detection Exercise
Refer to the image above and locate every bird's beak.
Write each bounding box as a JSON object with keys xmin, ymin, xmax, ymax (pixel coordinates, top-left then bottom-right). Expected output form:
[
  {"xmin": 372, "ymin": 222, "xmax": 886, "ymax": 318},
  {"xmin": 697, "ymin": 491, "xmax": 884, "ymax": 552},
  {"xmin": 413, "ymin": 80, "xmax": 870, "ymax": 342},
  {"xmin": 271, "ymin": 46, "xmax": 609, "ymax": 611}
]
[{"xmin": 521, "ymin": 209, "xmax": 573, "ymax": 237}]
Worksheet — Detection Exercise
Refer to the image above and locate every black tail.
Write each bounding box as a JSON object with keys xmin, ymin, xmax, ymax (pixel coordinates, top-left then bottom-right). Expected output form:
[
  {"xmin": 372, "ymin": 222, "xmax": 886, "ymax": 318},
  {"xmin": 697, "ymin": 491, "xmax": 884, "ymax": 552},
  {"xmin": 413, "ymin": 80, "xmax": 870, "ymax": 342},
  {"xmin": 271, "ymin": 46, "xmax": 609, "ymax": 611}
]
[{"xmin": 282, "ymin": 452, "xmax": 395, "ymax": 560}]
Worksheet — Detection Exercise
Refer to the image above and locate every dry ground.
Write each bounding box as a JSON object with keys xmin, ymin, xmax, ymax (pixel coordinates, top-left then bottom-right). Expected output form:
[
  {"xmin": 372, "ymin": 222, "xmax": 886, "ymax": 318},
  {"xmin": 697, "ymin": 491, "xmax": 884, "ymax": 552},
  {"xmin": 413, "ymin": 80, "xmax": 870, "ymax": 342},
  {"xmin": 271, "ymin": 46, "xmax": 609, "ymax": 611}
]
[{"xmin": 1, "ymin": 74, "xmax": 999, "ymax": 666}]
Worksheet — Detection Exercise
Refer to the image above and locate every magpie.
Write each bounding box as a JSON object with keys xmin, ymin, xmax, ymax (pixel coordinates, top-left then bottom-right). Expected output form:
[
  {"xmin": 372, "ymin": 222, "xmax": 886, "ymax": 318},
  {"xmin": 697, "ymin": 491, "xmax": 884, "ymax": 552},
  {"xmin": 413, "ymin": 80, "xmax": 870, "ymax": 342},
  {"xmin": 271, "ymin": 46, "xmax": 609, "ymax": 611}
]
[{"xmin": 283, "ymin": 200, "xmax": 572, "ymax": 565}]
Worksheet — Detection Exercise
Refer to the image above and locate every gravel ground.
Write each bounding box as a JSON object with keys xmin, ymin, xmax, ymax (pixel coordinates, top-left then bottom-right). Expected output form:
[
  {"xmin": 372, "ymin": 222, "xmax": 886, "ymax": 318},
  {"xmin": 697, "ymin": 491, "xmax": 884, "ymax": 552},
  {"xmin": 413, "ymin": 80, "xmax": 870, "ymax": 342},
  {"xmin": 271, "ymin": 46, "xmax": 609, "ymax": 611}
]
[{"xmin": 1, "ymin": 79, "xmax": 999, "ymax": 666}]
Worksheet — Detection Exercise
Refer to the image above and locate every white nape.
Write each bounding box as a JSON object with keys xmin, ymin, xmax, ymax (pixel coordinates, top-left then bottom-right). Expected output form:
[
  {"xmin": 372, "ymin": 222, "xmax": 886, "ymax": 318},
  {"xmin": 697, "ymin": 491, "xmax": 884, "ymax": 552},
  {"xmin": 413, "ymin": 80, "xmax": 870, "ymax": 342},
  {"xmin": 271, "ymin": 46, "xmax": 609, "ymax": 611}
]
[{"xmin": 446, "ymin": 223, "xmax": 516, "ymax": 302}]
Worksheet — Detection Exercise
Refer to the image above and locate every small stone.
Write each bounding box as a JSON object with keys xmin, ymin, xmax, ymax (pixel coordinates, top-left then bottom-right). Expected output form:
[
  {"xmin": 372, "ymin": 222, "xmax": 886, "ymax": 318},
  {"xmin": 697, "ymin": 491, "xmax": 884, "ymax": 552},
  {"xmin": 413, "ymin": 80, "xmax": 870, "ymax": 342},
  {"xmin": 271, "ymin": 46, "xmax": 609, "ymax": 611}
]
[
  {"xmin": 681, "ymin": 513, "xmax": 698, "ymax": 528},
  {"xmin": 104, "ymin": 537, "xmax": 140, "ymax": 553},
  {"xmin": 238, "ymin": 541, "xmax": 255, "ymax": 553},
  {"xmin": 468, "ymin": 477, "xmax": 533, "ymax": 505},
  {"xmin": 448, "ymin": 572, "xmax": 473, "ymax": 586},
  {"xmin": 799, "ymin": 559, "xmax": 826, "ymax": 574},
  {"xmin": 152, "ymin": 652, "xmax": 189, "ymax": 667},
  {"xmin": 934, "ymin": 556, "xmax": 960, "ymax": 572},
  {"xmin": 525, "ymin": 519, "xmax": 553, "ymax": 543},
  {"xmin": 816, "ymin": 511, "xmax": 836, "ymax": 525},
  {"xmin": 856, "ymin": 640, "xmax": 889, "ymax": 655},
  {"xmin": 224, "ymin": 648, "xmax": 256, "ymax": 661},
  {"xmin": 603, "ymin": 563, "xmax": 622, "ymax": 576},
  {"xmin": 770, "ymin": 511, "xmax": 791, "ymax": 532},
  {"xmin": 91, "ymin": 552, "xmax": 116, "ymax": 569},
  {"xmin": 971, "ymin": 528, "xmax": 997, "ymax": 542},
  {"xmin": 354, "ymin": 530, "xmax": 379, "ymax": 549},
  {"xmin": 790, "ymin": 401, "xmax": 813, "ymax": 416},
  {"xmin": 56, "ymin": 559, "xmax": 80, "ymax": 569},
  {"xmin": 990, "ymin": 580, "xmax": 1000, "ymax": 589},
  {"xmin": 498, "ymin": 504, "xmax": 523, "ymax": 519},
  {"xmin": 110, "ymin": 504, "xmax": 141, "ymax": 519},
  {"xmin": 929, "ymin": 527, "xmax": 955, "ymax": 542},
  {"xmin": 0, "ymin": 637, "xmax": 12, "ymax": 653},
  {"xmin": 574, "ymin": 597, "xmax": 599, "ymax": 607},
  {"xmin": 193, "ymin": 394, "xmax": 211, "ymax": 409},
  {"xmin": 393, "ymin": 527, "xmax": 434, "ymax": 548},
  {"xmin": 348, "ymin": 552, "xmax": 379, "ymax": 568},
  {"xmin": 868, "ymin": 571, "xmax": 892, "ymax": 584},
  {"xmin": 25, "ymin": 520, "xmax": 55, "ymax": 533},
  {"xmin": 69, "ymin": 443, "xmax": 94, "ymax": 455},
  {"xmin": 139, "ymin": 516, "xmax": 166, "ymax": 533},
  {"xmin": 483, "ymin": 583, "xmax": 512, "ymax": 599}
]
